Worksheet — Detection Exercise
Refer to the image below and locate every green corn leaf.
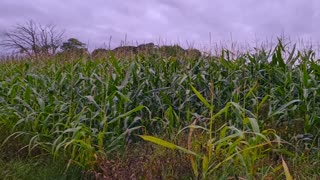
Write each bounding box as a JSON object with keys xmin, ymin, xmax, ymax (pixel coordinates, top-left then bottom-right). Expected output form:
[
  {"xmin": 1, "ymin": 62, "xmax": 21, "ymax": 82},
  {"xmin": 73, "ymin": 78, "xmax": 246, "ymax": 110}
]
[
  {"xmin": 191, "ymin": 85, "xmax": 213, "ymax": 110},
  {"xmin": 140, "ymin": 135, "xmax": 176, "ymax": 149},
  {"xmin": 140, "ymin": 135, "xmax": 200, "ymax": 157},
  {"xmin": 245, "ymin": 82, "xmax": 258, "ymax": 99},
  {"xmin": 247, "ymin": 117, "xmax": 260, "ymax": 133},
  {"xmin": 108, "ymin": 105, "xmax": 144, "ymax": 124},
  {"xmin": 258, "ymin": 95, "xmax": 270, "ymax": 110},
  {"xmin": 271, "ymin": 99, "xmax": 301, "ymax": 116},
  {"xmin": 282, "ymin": 157, "xmax": 293, "ymax": 180},
  {"xmin": 202, "ymin": 155, "xmax": 209, "ymax": 175}
]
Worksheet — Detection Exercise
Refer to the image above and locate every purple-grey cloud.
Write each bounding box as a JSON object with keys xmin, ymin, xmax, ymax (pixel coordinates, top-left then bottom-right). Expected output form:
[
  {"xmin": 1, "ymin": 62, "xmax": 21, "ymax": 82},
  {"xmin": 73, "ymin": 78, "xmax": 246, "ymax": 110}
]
[{"xmin": 0, "ymin": 0, "xmax": 319, "ymax": 52}]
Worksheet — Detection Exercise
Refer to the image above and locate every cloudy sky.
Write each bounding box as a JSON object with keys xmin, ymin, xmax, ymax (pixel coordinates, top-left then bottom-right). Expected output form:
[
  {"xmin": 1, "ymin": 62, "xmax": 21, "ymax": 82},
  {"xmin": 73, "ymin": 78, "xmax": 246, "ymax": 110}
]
[{"xmin": 0, "ymin": 0, "xmax": 319, "ymax": 51}]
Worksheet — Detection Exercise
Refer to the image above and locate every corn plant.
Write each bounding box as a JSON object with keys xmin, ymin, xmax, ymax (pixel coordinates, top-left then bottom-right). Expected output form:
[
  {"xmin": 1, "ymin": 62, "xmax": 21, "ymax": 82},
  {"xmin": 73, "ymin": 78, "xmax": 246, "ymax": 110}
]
[
  {"xmin": 0, "ymin": 40, "xmax": 319, "ymax": 177},
  {"xmin": 141, "ymin": 85, "xmax": 291, "ymax": 179}
]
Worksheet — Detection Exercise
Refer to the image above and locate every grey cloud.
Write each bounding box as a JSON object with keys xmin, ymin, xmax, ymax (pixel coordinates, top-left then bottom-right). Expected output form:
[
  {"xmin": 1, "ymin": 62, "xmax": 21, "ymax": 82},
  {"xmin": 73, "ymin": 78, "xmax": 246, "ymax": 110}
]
[{"xmin": 0, "ymin": 0, "xmax": 319, "ymax": 51}]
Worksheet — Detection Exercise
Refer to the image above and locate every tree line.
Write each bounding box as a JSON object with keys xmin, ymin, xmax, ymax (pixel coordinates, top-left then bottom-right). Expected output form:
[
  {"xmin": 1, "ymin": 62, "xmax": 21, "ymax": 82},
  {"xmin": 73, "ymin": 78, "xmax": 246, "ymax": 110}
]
[{"xmin": 0, "ymin": 20, "xmax": 202, "ymax": 60}]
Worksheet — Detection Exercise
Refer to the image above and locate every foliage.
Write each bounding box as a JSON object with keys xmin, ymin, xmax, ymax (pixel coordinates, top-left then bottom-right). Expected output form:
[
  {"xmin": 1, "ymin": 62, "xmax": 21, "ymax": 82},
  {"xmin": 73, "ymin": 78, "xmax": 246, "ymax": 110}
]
[{"xmin": 61, "ymin": 38, "xmax": 86, "ymax": 51}]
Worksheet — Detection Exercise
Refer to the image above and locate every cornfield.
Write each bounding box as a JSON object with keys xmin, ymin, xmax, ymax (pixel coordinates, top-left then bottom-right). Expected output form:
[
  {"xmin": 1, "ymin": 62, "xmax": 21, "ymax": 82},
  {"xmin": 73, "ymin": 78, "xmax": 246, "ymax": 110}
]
[{"xmin": 0, "ymin": 40, "xmax": 319, "ymax": 179}]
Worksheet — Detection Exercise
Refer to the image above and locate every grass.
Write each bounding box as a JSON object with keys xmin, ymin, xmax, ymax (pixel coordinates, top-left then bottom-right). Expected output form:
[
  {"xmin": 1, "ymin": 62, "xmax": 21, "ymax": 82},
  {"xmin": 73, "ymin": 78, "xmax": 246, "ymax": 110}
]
[
  {"xmin": 0, "ymin": 156, "xmax": 83, "ymax": 180},
  {"xmin": 0, "ymin": 124, "xmax": 84, "ymax": 180},
  {"xmin": 0, "ymin": 39, "xmax": 319, "ymax": 179}
]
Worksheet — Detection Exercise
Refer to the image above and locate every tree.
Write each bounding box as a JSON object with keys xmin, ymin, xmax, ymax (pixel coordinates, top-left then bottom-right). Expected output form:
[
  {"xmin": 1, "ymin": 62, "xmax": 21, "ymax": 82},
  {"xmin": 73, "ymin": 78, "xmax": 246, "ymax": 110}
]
[
  {"xmin": 0, "ymin": 20, "xmax": 64, "ymax": 59},
  {"xmin": 58, "ymin": 38, "xmax": 88, "ymax": 59},
  {"xmin": 61, "ymin": 38, "xmax": 86, "ymax": 51}
]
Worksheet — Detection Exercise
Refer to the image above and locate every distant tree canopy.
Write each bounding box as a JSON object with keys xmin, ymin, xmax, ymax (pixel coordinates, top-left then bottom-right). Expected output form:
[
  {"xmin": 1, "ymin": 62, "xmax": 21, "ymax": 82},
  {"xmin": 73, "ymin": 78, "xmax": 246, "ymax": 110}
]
[
  {"xmin": 57, "ymin": 38, "xmax": 88, "ymax": 59},
  {"xmin": 91, "ymin": 43, "xmax": 203, "ymax": 60},
  {"xmin": 61, "ymin": 38, "xmax": 86, "ymax": 51}
]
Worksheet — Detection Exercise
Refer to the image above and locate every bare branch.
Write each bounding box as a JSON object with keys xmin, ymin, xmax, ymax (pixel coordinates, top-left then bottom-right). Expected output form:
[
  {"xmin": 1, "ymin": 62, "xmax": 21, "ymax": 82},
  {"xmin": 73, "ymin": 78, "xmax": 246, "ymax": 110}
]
[{"xmin": 0, "ymin": 20, "xmax": 64, "ymax": 59}]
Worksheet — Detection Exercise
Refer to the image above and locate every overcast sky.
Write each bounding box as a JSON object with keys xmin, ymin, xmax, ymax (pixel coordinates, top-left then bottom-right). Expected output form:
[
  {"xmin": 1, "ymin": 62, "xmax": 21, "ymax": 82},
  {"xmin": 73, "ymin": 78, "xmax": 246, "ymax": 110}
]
[{"xmin": 0, "ymin": 0, "xmax": 319, "ymax": 51}]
